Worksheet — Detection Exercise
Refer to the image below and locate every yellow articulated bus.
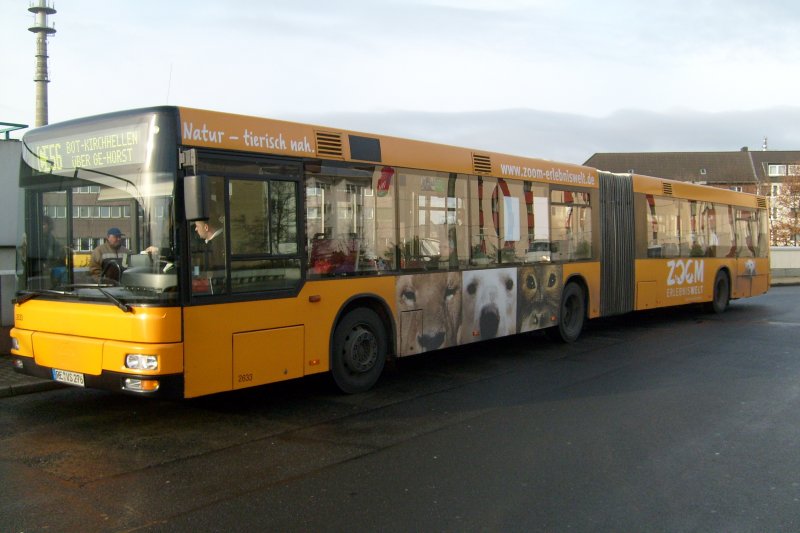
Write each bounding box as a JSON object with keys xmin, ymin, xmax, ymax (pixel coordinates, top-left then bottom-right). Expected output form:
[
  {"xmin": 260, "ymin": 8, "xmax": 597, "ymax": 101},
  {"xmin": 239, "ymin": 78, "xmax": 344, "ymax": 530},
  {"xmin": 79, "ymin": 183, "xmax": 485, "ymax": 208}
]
[{"xmin": 11, "ymin": 107, "xmax": 770, "ymax": 398}]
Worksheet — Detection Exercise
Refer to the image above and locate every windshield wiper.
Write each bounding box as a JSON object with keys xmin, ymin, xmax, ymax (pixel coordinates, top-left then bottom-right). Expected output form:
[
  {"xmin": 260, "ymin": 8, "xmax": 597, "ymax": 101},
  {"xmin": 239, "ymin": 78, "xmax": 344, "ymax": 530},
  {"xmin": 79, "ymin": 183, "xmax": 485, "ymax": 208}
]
[
  {"xmin": 21, "ymin": 284, "xmax": 132, "ymax": 313},
  {"xmin": 57, "ymin": 283, "xmax": 110, "ymax": 290},
  {"xmin": 97, "ymin": 287, "xmax": 133, "ymax": 313},
  {"xmin": 15, "ymin": 289, "xmax": 71, "ymax": 305},
  {"xmin": 15, "ymin": 291, "xmax": 42, "ymax": 305}
]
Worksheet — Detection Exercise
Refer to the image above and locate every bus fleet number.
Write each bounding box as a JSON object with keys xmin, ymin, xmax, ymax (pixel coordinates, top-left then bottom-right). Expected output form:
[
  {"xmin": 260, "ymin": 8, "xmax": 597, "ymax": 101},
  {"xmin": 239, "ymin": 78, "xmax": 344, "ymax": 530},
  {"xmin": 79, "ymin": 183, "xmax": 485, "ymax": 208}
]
[{"xmin": 238, "ymin": 373, "xmax": 253, "ymax": 383}]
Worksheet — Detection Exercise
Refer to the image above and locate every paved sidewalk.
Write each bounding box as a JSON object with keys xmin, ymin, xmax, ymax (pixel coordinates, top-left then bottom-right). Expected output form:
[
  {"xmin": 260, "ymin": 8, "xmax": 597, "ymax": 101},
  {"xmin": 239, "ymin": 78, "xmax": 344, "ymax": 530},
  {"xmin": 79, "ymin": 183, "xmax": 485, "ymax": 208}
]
[
  {"xmin": 0, "ymin": 325, "xmax": 64, "ymax": 397},
  {"xmin": 771, "ymin": 276, "xmax": 800, "ymax": 287},
  {"xmin": 0, "ymin": 354, "xmax": 63, "ymax": 397},
  {"xmin": 1, "ymin": 278, "xmax": 798, "ymax": 398}
]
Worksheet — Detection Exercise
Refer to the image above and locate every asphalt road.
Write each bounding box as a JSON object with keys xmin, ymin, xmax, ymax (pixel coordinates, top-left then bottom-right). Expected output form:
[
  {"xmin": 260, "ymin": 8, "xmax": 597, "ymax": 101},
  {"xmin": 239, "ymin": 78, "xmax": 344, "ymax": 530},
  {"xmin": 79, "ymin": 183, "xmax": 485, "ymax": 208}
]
[{"xmin": 1, "ymin": 287, "xmax": 799, "ymax": 532}]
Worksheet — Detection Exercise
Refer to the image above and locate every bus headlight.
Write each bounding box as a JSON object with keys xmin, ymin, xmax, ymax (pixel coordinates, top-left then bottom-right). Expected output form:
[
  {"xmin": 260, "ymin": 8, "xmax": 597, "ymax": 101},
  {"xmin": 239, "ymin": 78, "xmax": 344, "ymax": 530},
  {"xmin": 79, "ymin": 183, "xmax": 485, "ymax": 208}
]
[
  {"xmin": 10, "ymin": 337, "xmax": 19, "ymax": 351},
  {"xmin": 125, "ymin": 354, "xmax": 158, "ymax": 371}
]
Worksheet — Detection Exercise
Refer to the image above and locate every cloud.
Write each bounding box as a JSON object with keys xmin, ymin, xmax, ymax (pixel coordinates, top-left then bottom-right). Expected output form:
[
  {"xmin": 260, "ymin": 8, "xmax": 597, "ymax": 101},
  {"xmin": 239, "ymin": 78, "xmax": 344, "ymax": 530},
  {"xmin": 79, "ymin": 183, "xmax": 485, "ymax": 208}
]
[
  {"xmin": 6, "ymin": 0, "xmax": 800, "ymax": 125},
  {"xmin": 289, "ymin": 107, "xmax": 800, "ymax": 164}
]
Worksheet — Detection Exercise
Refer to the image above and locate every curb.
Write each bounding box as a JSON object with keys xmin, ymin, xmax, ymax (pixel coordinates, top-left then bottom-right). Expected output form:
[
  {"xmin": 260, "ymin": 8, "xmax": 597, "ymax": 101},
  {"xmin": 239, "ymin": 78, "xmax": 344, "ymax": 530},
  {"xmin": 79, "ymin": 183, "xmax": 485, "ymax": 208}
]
[
  {"xmin": 0, "ymin": 380, "xmax": 64, "ymax": 398},
  {"xmin": 0, "ymin": 354, "xmax": 65, "ymax": 398}
]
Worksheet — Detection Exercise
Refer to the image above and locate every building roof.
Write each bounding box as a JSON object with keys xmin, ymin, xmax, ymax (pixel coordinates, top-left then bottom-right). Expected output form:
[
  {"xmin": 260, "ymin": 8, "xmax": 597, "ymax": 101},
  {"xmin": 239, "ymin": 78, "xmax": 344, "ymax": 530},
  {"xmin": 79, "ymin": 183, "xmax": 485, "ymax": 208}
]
[
  {"xmin": 584, "ymin": 150, "xmax": 760, "ymax": 184},
  {"xmin": 584, "ymin": 148, "xmax": 800, "ymax": 185},
  {"xmin": 748, "ymin": 150, "xmax": 800, "ymax": 182}
]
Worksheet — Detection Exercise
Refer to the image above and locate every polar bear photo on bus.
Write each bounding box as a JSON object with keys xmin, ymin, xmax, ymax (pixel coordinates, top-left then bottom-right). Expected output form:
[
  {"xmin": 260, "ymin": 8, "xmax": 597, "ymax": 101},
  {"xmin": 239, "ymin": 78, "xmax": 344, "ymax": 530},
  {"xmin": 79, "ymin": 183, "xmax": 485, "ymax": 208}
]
[{"xmin": 461, "ymin": 268, "xmax": 517, "ymax": 343}]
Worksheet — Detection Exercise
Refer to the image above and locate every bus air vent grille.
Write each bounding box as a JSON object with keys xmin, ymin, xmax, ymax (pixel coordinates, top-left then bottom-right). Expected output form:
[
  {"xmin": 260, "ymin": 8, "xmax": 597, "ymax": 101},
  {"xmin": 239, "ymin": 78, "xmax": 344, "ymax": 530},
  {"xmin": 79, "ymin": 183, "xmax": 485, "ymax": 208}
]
[
  {"xmin": 757, "ymin": 197, "xmax": 768, "ymax": 209},
  {"xmin": 315, "ymin": 131, "xmax": 344, "ymax": 159},
  {"xmin": 662, "ymin": 182, "xmax": 674, "ymax": 196},
  {"xmin": 472, "ymin": 154, "xmax": 492, "ymax": 174}
]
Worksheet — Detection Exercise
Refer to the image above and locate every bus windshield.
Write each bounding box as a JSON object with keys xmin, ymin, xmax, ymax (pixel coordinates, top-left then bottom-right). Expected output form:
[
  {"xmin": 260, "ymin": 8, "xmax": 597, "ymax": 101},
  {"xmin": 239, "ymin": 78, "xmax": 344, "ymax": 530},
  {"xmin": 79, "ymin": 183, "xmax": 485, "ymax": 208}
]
[{"xmin": 17, "ymin": 109, "xmax": 180, "ymax": 306}]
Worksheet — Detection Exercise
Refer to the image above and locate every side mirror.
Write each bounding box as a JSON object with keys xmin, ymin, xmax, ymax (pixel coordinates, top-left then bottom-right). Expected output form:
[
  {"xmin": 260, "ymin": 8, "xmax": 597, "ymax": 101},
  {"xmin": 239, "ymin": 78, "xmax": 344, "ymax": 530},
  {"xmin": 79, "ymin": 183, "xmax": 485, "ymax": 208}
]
[{"xmin": 184, "ymin": 174, "xmax": 208, "ymax": 222}]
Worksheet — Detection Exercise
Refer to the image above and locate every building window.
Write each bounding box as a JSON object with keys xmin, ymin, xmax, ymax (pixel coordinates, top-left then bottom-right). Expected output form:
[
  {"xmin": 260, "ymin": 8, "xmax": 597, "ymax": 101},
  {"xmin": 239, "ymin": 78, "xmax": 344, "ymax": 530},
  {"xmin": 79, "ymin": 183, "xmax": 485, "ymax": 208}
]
[
  {"xmin": 768, "ymin": 164, "xmax": 787, "ymax": 176},
  {"xmin": 53, "ymin": 206, "xmax": 66, "ymax": 218},
  {"xmin": 730, "ymin": 186, "xmax": 743, "ymax": 192},
  {"xmin": 700, "ymin": 169, "xmax": 707, "ymax": 175}
]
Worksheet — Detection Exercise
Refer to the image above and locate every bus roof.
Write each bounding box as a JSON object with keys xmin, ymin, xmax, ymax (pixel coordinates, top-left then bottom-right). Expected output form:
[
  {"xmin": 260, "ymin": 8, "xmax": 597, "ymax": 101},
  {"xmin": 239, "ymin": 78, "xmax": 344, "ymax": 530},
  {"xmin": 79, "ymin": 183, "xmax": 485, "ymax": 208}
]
[
  {"xmin": 22, "ymin": 105, "xmax": 769, "ymax": 207},
  {"xmin": 631, "ymin": 172, "xmax": 767, "ymax": 209},
  {"xmin": 177, "ymin": 106, "xmax": 599, "ymax": 189}
]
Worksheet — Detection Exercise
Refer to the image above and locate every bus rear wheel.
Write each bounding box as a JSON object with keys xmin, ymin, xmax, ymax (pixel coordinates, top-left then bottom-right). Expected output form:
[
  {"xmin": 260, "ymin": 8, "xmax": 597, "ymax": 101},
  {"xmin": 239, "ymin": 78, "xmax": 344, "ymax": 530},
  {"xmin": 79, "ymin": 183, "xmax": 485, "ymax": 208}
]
[
  {"xmin": 548, "ymin": 282, "xmax": 585, "ymax": 343},
  {"xmin": 331, "ymin": 308, "xmax": 387, "ymax": 394},
  {"xmin": 706, "ymin": 271, "xmax": 730, "ymax": 314}
]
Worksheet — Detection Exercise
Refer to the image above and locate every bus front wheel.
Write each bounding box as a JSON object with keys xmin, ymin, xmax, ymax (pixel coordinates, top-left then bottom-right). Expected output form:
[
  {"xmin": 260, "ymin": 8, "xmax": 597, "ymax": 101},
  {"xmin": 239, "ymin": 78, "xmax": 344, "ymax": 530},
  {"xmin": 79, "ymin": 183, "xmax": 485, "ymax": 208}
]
[
  {"xmin": 548, "ymin": 282, "xmax": 585, "ymax": 343},
  {"xmin": 331, "ymin": 308, "xmax": 387, "ymax": 394}
]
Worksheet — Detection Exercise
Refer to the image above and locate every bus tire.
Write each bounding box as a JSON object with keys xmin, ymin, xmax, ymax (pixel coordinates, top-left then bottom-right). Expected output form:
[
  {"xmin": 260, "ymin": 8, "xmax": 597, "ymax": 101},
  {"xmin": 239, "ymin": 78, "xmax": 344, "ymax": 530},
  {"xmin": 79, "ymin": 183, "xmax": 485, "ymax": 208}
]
[
  {"xmin": 549, "ymin": 282, "xmax": 585, "ymax": 343},
  {"xmin": 706, "ymin": 271, "xmax": 730, "ymax": 314},
  {"xmin": 331, "ymin": 308, "xmax": 387, "ymax": 394}
]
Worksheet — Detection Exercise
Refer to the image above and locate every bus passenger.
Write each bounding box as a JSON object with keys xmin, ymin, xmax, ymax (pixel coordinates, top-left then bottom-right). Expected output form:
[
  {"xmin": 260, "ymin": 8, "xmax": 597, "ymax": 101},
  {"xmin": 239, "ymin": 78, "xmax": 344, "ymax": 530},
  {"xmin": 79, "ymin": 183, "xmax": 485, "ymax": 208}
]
[
  {"xmin": 29, "ymin": 216, "xmax": 66, "ymax": 283},
  {"xmin": 193, "ymin": 218, "xmax": 224, "ymax": 266},
  {"xmin": 192, "ymin": 217, "xmax": 226, "ymax": 294}
]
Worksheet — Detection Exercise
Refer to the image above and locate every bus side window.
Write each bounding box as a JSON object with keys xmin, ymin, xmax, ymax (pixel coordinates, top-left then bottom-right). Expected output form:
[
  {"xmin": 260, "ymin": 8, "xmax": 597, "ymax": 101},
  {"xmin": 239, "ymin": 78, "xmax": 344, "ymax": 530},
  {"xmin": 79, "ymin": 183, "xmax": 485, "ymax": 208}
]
[
  {"xmin": 229, "ymin": 178, "xmax": 301, "ymax": 292},
  {"xmin": 305, "ymin": 164, "xmax": 393, "ymax": 277}
]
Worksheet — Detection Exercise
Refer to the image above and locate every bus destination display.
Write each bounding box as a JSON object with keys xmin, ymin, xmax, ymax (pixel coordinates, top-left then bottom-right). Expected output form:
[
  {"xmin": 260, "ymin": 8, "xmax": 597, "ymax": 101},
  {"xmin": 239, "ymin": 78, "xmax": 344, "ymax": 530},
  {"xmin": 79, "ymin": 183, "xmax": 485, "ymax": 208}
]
[{"xmin": 26, "ymin": 123, "xmax": 151, "ymax": 173}]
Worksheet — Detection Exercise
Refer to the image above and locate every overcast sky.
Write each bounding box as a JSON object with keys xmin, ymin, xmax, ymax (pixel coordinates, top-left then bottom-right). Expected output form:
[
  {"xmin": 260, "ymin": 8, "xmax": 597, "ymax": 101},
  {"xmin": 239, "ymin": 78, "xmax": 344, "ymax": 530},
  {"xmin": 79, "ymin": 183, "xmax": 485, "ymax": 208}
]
[{"xmin": 2, "ymin": 0, "xmax": 799, "ymax": 163}]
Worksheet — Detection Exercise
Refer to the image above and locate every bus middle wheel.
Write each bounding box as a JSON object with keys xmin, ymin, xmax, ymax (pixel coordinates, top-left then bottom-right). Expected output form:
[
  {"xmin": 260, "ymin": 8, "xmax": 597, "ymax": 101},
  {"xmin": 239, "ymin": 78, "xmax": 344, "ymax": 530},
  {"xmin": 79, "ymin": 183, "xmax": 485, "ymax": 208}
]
[{"xmin": 550, "ymin": 282, "xmax": 585, "ymax": 343}]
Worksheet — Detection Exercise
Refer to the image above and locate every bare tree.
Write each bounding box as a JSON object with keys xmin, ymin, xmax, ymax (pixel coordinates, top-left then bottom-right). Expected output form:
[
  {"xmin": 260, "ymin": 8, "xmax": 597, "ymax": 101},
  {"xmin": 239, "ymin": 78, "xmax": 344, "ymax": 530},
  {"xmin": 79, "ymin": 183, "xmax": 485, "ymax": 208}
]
[{"xmin": 771, "ymin": 169, "xmax": 800, "ymax": 246}]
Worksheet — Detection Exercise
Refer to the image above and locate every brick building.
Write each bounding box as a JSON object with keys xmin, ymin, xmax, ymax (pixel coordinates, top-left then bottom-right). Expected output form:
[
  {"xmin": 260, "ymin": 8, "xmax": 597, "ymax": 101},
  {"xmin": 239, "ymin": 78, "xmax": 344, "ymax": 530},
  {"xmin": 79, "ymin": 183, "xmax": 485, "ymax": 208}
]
[{"xmin": 584, "ymin": 148, "xmax": 800, "ymax": 244}]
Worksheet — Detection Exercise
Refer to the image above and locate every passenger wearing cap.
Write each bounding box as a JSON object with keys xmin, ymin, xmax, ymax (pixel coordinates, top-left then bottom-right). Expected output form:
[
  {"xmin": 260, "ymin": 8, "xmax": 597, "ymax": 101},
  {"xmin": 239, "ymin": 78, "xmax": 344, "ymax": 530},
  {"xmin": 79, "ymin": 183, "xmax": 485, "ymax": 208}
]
[{"xmin": 89, "ymin": 227, "xmax": 130, "ymax": 280}]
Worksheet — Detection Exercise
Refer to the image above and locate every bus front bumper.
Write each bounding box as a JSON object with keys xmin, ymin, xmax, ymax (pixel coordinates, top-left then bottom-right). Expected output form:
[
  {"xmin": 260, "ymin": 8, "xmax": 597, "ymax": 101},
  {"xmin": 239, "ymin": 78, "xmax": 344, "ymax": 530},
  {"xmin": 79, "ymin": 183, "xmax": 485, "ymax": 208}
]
[{"xmin": 12, "ymin": 356, "xmax": 184, "ymax": 399}]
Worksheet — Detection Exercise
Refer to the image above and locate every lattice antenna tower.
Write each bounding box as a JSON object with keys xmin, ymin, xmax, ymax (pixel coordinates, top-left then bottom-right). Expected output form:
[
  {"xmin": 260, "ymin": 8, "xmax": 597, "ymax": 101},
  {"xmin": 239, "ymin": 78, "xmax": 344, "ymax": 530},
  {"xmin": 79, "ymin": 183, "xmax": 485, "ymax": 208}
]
[{"xmin": 28, "ymin": 0, "xmax": 57, "ymax": 127}]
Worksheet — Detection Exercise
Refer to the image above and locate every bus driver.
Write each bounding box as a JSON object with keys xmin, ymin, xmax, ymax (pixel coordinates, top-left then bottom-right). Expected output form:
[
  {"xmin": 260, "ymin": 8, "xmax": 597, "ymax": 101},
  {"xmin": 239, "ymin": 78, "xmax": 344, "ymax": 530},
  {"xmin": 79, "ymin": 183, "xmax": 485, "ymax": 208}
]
[
  {"xmin": 89, "ymin": 227, "xmax": 161, "ymax": 281},
  {"xmin": 89, "ymin": 227, "xmax": 129, "ymax": 280}
]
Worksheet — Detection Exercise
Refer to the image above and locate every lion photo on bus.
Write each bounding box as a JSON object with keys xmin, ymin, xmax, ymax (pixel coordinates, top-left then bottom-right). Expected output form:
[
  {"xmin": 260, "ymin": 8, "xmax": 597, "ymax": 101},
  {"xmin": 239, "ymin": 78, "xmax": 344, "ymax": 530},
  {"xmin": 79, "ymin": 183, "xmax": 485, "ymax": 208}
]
[{"xmin": 396, "ymin": 272, "xmax": 462, "ymax": 355}]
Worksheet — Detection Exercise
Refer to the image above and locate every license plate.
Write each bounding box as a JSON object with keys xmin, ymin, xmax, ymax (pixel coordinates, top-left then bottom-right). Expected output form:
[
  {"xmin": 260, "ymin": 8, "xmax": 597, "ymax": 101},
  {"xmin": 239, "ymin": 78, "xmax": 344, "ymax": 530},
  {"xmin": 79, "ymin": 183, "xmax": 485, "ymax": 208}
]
[{"xmin": 52, "ymin": 369, "xmax": 85, "ymax": 387}]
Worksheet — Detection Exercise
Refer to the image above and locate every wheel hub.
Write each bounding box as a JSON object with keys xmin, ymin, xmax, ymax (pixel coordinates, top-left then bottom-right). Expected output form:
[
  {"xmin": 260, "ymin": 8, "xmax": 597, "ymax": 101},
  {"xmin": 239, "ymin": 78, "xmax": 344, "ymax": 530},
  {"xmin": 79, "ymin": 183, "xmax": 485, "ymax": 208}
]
[{"xmin": 344, "ymin": 326, "xmax": 378, "ymax": 373}]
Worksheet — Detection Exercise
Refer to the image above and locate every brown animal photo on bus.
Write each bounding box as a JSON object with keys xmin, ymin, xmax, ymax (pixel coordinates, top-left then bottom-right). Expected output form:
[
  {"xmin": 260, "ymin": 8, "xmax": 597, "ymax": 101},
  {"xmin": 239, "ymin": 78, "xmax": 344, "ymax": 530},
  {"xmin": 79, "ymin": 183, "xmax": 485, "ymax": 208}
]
[
  {"xmin": 517, "ymin": 264, "xmax": 562, "ymax": 333},
  {"xmin": 396, "ymin": 272, "xmax": 462, "ymax": 356}
]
